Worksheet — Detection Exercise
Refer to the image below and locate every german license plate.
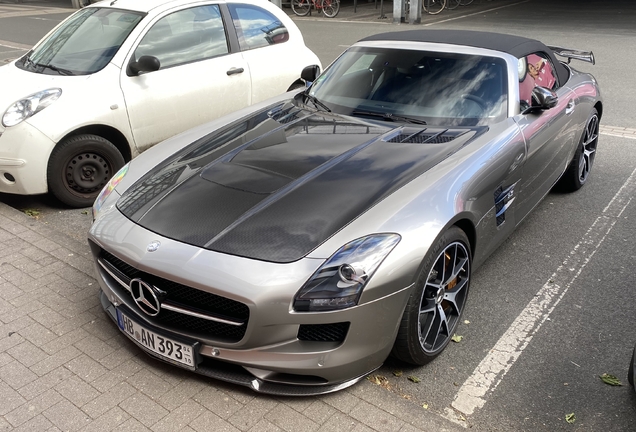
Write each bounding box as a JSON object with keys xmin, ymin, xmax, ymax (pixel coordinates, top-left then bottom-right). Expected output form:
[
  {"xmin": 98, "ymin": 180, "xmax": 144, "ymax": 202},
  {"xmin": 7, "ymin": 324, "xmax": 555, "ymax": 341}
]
[{"xmin": 116, "ymin": 309, "xmax": 195, "ymax": 369}]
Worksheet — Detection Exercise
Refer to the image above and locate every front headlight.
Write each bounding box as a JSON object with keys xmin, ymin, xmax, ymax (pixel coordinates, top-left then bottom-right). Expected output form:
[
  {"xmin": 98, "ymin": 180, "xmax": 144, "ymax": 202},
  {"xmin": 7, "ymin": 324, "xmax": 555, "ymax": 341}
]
[
  {"xmin": 92, "ymin": 163, "xmax": 129, "ymax": 220},
  {"xmin": 293, "ymin": 234, "xmax": 401, "ymax": 312},
  {"xmin": 2, "ymin": 88, "xmax": 62, "ymax": 127}
]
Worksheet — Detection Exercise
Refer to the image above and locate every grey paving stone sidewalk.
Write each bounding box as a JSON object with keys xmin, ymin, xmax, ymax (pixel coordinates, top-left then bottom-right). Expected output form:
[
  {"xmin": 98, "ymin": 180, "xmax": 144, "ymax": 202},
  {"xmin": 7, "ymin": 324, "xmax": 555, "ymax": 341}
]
[{"xmin": 0, "ymin": 200, "xmax": 462, "ymax": 431}]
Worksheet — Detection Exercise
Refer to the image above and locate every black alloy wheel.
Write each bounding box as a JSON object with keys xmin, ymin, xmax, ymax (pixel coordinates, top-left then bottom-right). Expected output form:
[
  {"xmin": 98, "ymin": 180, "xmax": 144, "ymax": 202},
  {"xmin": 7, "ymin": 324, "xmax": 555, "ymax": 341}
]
[
  {"xmin": 47, "ymin": 134, "xmax": 125, "ymax": 208},
  {"xmin": 557, "ymin": 108, "xmax": 599, "ymax": 192},
  {"xmin": 392, "ymin": 226, "xmax": 471, "ymax": 364}
]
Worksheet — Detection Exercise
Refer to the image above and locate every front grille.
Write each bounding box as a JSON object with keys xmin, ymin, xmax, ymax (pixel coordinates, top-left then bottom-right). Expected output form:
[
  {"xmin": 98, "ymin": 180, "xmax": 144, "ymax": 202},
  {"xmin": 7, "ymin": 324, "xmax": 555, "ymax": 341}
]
[
  {"xmin": 298, "ymin": 322, "xmax": 350, "ymax": 342},
  {"xmin": 100, "ymin": 249, "xmax": 249, "ymax": 342}
]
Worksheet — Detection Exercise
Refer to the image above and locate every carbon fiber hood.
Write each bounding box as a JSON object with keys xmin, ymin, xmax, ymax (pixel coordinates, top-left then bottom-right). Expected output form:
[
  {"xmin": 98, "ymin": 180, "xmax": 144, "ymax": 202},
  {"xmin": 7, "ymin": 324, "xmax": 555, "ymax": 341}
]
[{"xmin": 117, "ymin": 102, "xmax": 484, "ymax": 263}]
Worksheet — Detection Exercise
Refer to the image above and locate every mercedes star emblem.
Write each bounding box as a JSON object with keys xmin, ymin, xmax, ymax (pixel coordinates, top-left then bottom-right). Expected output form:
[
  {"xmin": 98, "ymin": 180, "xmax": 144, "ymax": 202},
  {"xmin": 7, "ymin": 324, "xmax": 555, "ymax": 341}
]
[
  {"xmin": 147, "ymin": 241, "xmax": 161, "ymax": 252},
  {"xmin": 130, "ymin": 278, "xmax": 161, "ymax": 316}
]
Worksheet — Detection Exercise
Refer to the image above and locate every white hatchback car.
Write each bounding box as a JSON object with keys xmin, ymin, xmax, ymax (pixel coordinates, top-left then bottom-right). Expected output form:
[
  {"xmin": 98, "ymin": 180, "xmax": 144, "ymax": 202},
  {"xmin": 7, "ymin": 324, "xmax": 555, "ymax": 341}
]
[{"xmin": 0, "ymin": 0, "xmax": 320, "ymax": 207}]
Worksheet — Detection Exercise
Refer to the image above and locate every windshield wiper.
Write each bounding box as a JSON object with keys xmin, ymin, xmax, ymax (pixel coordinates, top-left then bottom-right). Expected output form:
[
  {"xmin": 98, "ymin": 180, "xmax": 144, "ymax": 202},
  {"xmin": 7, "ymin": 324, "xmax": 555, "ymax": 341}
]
[
  {"xmin": 303, "ymin": 92, "xmax": 331, "ymax": 112},
  {"xmin": 33, "ymin": 62, "xmax": 75, "ymax": 76},
  {"xmin": 352, "ymin": 110, "xmax": 427, "ymax": 125}
]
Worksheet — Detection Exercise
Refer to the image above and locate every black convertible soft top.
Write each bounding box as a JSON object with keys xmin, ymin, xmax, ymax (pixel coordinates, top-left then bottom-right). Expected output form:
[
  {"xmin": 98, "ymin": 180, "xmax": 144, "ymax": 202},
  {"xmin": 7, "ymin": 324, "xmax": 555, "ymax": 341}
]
[{"xmin": 360, "ymin": 30, "xmax": 569, "ymax": 85}]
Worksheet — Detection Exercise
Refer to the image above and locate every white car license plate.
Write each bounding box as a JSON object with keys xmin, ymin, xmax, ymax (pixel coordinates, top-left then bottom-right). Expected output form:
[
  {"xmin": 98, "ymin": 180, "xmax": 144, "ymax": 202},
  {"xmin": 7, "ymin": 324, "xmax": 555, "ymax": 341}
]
[{"xmin": 116, "ymin": 309, "xmax": 195, "ymax": 369}]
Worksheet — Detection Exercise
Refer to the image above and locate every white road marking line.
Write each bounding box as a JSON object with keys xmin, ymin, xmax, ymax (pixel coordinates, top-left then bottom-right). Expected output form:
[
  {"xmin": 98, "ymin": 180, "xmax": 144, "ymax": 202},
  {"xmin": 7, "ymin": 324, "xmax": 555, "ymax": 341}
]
[
  {"xmin": 450, "ymin": 164, "xmax": 636, "ymax": 416},
  {"xmin": 0, "ymin": 39, "xmax": 32, "ymax": 50},
  {"xmin": 601, "ymin": 131, "xmax": 636, "ymax": 140},
  {"xmin": 600, "ymin": 125, "xmax": 636, "ymax": 140},
  {"xmin": 423, "ymin": 0, "xmax": 531, "ymax": 26}
]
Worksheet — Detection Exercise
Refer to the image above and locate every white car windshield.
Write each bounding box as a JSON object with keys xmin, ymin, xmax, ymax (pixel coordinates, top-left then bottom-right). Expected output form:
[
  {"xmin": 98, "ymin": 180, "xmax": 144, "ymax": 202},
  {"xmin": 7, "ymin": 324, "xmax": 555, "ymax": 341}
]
[
  {"xmin": 308, "ymin": 47, "xmax": 508, "ymax": 126},
  {"xmin": 17, "ymin": 7, "xmax": 144, "ymax": 76}
]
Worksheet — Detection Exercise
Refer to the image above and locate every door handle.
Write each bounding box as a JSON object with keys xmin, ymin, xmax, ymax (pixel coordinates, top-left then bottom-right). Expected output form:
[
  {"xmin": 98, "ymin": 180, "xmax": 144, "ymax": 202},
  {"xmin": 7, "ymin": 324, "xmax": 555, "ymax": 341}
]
[
  {"xmin": 226, "ymin": 67, "xmax": 244, "ymax": 76},
  {"xmin": 565, "ymin": 99, "xmax": 575, "ymax": 115}
]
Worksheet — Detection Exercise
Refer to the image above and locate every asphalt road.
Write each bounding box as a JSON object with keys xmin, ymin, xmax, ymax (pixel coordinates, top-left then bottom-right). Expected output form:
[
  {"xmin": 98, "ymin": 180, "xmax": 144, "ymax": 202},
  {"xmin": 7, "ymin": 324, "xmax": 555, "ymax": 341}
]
[{"xmin": 0, "ymin": 0, "xmax": 635, "ymax": 430}]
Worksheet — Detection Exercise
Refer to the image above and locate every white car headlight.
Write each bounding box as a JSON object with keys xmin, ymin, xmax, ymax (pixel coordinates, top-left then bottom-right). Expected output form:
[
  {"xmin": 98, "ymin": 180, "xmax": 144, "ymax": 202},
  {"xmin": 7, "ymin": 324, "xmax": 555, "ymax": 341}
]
[
  {"xmin": 293, "ymin": 234, "xmax": 401, "ymax": 312},
  {"xmin": 2, "ymin": 88, "xmax": 62, "ymax": 127}
]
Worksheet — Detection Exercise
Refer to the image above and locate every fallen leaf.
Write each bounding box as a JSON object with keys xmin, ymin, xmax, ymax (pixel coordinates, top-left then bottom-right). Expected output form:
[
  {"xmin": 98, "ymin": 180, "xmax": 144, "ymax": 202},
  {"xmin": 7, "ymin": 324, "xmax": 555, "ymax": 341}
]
[
  {"xmin": 451, "ymin": 334, "xmax": 463, "ymax": 343},
  {"xmin": 367, "ymin": 374, "xmax": 390, "ymax": 389},
  {"xmin": 392, "ymin": 370, "xmax": 403, "ymax": 377},
  {"xmin": 600, "ymin": 373, "xmax": 622, "ymax": 386},
  {"xmin": 23, "ymin": 209, "xmax": 40, "ymax": 217},
  {"xmin": 407, "ymin": 376, "xmax": 421, "ymax": 383},
  {"xmin": 464, "ymin": 320, "xmax": 470, "ymax": 324},
  {"xmin": 422, "ymin": 403, "xmax": 429, "ymax": 409},
  {"xmin": 565, "ymin": 413, "xmax": 575, "ymax": 424},
  {"xmin": 81, "ymin": 210, "xmax": 89, "ymax": 215}
]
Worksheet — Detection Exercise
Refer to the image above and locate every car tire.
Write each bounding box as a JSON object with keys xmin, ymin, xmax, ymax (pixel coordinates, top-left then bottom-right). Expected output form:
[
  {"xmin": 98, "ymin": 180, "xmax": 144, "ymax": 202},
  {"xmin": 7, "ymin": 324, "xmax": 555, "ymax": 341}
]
[
  {"xmin": 47, "ymin": 134, "xmax": 125, "ymax": 208},
  {"xmin": 629, "ymin": 344, "xmax": 635, "ymax": 390},
  {"xmin": 557, "ymin": 108, "xmax": 599, "ymax": 192},
  {"xmin": 392, "ymin": 226, "xmax": 471, "ymax": 365}
]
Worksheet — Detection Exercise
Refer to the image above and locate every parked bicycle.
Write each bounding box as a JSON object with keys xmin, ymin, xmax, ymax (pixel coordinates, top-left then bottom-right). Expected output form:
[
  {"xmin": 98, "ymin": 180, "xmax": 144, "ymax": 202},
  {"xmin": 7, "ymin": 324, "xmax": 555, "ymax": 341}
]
[
  {"xmin": 291, "ymin": 0, "xmax": 340, "ymax": 18},
  {"xmin": 422, "ymin": 0, "xmax": 475, "ymax": 15}
]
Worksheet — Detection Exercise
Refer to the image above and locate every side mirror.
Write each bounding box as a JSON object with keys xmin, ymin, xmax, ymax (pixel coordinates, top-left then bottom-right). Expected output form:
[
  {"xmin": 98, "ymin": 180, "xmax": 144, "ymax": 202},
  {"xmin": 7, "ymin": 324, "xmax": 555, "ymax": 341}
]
[
  {"xmin": 301, "ymin": 65, "xmax": 321, "ymax": 85},
  {"xmin": 525, "ymin": 86, "xmax": 558, "ymax": 113},
  {"xmin": 128, "ymin": 55, "xmax": 160, "ymax": 76}
]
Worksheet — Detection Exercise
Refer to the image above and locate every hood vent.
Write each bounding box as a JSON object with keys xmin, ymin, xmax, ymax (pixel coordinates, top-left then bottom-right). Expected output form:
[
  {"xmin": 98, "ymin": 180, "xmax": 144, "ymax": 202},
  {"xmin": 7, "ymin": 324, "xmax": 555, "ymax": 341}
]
[
  {"xmin": 268, "ymin": 105, "xmax": 302, "ymax": 124},
  {"xmin": 386, "ymin": 128, "xmax": 469, "ymax": 144}
]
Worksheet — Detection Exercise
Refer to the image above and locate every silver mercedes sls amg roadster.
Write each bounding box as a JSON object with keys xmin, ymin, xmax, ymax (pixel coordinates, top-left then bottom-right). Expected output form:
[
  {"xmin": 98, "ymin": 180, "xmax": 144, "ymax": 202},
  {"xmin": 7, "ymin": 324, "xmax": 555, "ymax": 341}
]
[{"xmin": 89, "ymin": 30, "xmax": 602, "ymax": 395}]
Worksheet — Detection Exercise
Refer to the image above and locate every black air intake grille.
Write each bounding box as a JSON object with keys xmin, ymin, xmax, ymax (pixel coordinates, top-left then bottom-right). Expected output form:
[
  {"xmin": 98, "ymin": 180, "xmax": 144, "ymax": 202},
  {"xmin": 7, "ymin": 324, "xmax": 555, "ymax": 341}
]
[
  {"xmin": 268, "ymin": 105, "xmax": 301, "ymax": 124},
  {"xmin": 100, "ymin": 249, "xmax": 249, "ymax": 342},
  {"xmin": 298, "ymin": 322, "xmax": 350, "ymax": 342},
  {"xmin": 387, "ymin": 134, "xmax": 457, "ymax": 144}
]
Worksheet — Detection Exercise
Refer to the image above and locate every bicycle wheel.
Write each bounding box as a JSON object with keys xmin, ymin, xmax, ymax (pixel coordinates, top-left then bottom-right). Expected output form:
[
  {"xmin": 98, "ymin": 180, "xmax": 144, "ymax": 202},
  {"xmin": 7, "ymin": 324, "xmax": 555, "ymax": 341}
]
[
  {"xmin": 291, "ymin": 0, "xmax": 311, "ymax": 16},
  {"xmin": 459, "ymin": 0, "xmax": 474, "ymax": 5},
  {"xmin": 446, "ymin": 0, "xmax": 460, "ymax": 9},
  {"xmin": 321, "ymin": 0, "xmax": 340, "ymax": 17},
  {"xmin": 423, "ymin": 0, "xmax": 446, "ymax": 14}
]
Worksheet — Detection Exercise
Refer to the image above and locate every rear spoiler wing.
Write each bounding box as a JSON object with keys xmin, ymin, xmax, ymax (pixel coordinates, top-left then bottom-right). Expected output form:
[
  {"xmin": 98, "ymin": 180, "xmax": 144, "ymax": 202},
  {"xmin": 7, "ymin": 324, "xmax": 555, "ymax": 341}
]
[{"xmin": 547, "ymin": 46, "xmax": 595, "ymax": 65}]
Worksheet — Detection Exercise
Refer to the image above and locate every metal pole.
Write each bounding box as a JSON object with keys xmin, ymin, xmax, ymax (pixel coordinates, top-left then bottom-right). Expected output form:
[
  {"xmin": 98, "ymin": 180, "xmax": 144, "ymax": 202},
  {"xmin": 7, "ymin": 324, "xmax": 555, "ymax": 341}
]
[
  {"xmin": 393, "ymin": 0, "xmax": 405, "ymax": 23},
  {"xmin": 378, "ymin": 0, "xmax": 386, "ymax": 19},
  {"xmin": 409, "ymin": 0, "xmax": 421, "ymax": 24},
  {"xmin": 271, "ymin": 0, "xmax": 282, "ymax": 8}
]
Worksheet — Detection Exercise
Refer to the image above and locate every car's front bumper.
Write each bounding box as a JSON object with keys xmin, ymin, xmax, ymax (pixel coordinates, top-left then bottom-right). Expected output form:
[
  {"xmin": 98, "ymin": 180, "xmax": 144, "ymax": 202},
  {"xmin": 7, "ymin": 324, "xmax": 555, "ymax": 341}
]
[
  {"xmin": 0, "ymin": 121, "xmax": 55, "ymax": 195},
  {"xmin": 89, "ymin": 209, "xmax": 413, "ymax": 395},
  {"xmin": 101, "ymin": 291, "xmax": 375, "ymax": 395}
]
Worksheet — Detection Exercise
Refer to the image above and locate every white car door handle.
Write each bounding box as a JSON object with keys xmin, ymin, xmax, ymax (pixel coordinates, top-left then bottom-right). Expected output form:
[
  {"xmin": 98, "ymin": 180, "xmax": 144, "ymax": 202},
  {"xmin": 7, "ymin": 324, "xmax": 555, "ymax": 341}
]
[
  {"xmin": 565, "ymin": 99, "xmax": 575, "ymax": 115},
  {"xmin": 227, "ymin": 67, "xmax": 244, "ymax": 76}
]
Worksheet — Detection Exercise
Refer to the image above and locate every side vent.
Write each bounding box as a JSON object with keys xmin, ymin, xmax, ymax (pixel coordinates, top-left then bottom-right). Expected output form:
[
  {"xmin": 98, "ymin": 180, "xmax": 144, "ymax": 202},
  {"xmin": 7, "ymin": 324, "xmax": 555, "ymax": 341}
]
[
  {"xmin": 268, "ymin": 105, "xmax": 301, "ymax": 124},
  {"xmin": 494, "ymin": 183, "xmax": 516, "ymax": 227}
]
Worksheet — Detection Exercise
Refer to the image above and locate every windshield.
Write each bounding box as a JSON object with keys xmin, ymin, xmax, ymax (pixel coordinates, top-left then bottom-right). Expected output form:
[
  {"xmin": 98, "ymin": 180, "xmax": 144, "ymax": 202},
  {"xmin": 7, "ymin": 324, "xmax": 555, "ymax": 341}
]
[
  {"xmin": 16, "ymin": 7, "xmax": 144, "ymax": 76},
  {"xmin": 307, "ymin": 47, "xmax": 508, "ymax": 126}
]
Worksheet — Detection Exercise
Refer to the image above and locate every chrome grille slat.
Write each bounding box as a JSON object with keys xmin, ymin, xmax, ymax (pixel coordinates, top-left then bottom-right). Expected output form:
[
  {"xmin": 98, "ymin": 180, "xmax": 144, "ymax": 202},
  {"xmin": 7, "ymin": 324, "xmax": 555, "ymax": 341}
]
[
  {"xmin": 98, "ymin": 250, "xmax": 249, "ymax": 342},
  {"xmin": 98, "ymin": 258, "xmax": 245, "ymax": 326}
]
